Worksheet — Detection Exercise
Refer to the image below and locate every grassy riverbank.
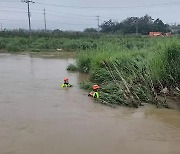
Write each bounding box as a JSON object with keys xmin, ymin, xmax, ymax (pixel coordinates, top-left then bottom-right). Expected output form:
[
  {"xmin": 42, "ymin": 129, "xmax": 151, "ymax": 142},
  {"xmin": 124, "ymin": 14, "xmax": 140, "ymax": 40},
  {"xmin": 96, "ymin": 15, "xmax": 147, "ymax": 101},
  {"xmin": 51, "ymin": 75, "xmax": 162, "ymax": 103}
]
[
  {"xmin": 0, "ymin": 34, "xmax": 179, "ymax": 108},
  {"xmin": 0, "ymin": 32, "xmax": 101, "ymax": 52},
  {"xmin": 0, "ymin": 34, "xmax": 157, "ymax": 52},
  {"xmin": 0, "ymin": 37, "xmax": 97, "ymax": 52},
  {"xmin": 74, "ymin": 36, "xmax": 180, "ymax": 108}
]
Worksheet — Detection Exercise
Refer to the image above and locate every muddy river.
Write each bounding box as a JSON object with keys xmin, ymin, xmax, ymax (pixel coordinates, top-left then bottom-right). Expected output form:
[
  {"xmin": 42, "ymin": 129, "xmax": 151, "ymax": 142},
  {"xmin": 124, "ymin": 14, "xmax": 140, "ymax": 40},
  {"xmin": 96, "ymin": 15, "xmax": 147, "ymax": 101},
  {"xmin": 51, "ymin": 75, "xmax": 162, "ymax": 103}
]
[{"xmin": 0, "ymin": 53, "xmax": 180, "ymax": 154}]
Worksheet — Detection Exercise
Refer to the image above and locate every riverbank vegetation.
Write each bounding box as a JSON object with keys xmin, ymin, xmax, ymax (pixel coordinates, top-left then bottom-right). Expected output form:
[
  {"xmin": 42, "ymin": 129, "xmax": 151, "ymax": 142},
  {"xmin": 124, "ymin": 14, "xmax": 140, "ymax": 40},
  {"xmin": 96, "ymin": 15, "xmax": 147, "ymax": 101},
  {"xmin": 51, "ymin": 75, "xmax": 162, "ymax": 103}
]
[
  {"xmin": 0, "ymin": 30, "xmax": 179, "ymax": 108},
  {"xmin": 75, "ymin": 36, "xmax": 180, "ymax": 108},
  {"xmin": 0, "ymin": 35, "xmax": 98, "ymax": 52},
  {"xmin": 0, "ymin": 14, "xmax": 179, "ymax": 53}
]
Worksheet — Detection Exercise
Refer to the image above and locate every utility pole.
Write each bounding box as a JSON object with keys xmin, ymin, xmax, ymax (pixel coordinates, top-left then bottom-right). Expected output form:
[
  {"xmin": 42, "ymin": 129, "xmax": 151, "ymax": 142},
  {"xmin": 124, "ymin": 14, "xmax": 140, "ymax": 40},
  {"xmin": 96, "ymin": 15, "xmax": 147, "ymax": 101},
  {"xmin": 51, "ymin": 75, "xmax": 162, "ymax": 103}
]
[
  {"xmin": 1, "ymin": 23, "xmax": 2, "ymax": 31},
  {"xmin": 136, "ymin": 22, "xmax": 138, "ymax": 35},
  {"xmin": 135, "ymin": 17, "xmax": 139, "ymax": 35},
  {"xmin": 43, "ymin": 8, "xmax": 47, "ymax": 32},
  {"xmin": 21, "ymin": 0, "xmax": 35, "ymax": 38},
  {"xmin": 96, "ymin": 15, "xmax": 100, "ymax": 32}
]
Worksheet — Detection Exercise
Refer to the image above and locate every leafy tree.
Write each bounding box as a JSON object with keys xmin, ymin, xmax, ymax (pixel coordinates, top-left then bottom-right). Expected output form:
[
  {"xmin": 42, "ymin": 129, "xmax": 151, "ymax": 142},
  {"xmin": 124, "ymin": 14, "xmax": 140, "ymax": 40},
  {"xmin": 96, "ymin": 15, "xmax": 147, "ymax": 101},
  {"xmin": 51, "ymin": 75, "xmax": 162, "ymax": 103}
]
[
  {"xmin": 100, "ymin": 19, "xmax": 118, "ymax": 33},
  {"xmin": 152, "ymin": 18, "xmax": 169, "ymax": 33}
]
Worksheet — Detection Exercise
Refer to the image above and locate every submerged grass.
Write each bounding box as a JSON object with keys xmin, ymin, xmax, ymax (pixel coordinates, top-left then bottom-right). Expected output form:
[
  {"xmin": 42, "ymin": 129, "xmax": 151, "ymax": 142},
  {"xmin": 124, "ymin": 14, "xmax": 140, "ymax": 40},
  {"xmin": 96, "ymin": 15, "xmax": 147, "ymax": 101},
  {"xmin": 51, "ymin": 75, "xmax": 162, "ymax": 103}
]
[{"xmin": 67, "ymin": 64, "xmax": 78, "ymax": 71}]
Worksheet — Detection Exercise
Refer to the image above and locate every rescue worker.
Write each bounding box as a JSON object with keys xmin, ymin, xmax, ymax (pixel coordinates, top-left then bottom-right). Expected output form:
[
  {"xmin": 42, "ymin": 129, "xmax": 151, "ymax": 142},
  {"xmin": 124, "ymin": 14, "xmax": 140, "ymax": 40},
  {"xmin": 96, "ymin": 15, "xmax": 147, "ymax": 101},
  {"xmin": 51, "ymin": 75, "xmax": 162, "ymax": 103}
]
[
  {"xmin": 61, "ymin": 78, "xmax": 72, "ymax": 88},
  {"xmin": 88, "ymin": 84, "xmax": 100, "ymax": 99}
]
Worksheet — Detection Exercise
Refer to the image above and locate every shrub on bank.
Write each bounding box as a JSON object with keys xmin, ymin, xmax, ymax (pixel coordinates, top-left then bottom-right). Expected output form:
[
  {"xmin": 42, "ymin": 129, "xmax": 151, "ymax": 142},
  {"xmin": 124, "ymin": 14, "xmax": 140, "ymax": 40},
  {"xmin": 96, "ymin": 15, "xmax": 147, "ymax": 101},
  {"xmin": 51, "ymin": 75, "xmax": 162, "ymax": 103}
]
[{"xmin": 67, "ymin": 64, "xmax": 78, "ymax": 71}]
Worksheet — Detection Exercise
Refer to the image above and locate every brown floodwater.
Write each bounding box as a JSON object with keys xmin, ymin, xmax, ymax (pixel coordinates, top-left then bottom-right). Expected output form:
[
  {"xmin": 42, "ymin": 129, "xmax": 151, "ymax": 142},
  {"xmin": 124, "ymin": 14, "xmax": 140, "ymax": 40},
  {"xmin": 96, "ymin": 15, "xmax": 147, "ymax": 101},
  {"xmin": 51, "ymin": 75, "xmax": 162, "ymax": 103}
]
[{"xmin": 0, "ymin": 53, "xmax": 180, "ymax": 154}]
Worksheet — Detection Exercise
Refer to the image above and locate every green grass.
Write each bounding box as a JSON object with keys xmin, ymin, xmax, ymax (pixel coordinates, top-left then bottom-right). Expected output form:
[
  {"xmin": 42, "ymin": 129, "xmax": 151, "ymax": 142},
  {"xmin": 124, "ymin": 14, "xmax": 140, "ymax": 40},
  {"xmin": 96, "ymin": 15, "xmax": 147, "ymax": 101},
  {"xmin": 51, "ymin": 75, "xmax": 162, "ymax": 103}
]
[
  {"xmin": 76, "ymin": 36, "xmax": 180, "ymax": 108},
  {"xmin": 0, "ymin": 37, "xmax": 98, "ymax": 52}
]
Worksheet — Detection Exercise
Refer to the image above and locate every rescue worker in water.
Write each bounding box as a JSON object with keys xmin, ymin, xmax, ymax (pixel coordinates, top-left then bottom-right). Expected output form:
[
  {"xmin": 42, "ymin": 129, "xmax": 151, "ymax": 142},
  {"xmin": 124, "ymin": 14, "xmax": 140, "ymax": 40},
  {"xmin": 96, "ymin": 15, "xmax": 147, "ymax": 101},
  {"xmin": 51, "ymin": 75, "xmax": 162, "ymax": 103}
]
[
  {"xmin": 61, "ymin": 78, "xmax": 72, "ymax": 88},
  {"xmin": 88, "ymin": 84, "xmax": 100, "ymax": 99}
]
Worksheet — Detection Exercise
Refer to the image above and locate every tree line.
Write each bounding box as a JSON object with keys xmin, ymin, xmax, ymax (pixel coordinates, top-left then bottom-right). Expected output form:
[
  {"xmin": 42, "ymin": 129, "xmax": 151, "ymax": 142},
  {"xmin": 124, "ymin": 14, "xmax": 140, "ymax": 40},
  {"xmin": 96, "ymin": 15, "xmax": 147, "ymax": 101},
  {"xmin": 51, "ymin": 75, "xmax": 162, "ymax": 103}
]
[
  {"xmin": 0, "ymin": 14, "xmax": 179, "ymax": 36},
  {"xmin": 85, "ymin": 15, "xmax": 175, "ymax": 35}
]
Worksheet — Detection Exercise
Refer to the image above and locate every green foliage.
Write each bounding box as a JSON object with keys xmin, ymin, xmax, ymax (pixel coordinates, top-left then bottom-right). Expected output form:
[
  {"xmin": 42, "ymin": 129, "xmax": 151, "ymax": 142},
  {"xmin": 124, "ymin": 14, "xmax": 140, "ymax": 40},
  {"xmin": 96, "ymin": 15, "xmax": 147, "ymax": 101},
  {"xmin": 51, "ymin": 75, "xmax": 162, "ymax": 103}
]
[
  {"xmin": 90, "ymin": 68, "xmax": 112, "ymax": 83},
  {"xmin": 67, "ymin": 64, "xmax": 78, "ymax": 71},
  {"xmin": 0, "ymin": 38, "xmax": 8, "ymax": 49},
  {"xmin": 80, "ymin": 81, "xmax": 93, "ymax": 90},
  {"xmin": 0, "ymin": 35, "xmax": 98, "ymax": 52},
  {"xmin": 5, "ymin": 43, "xmax": 20, "ymax": 52},
  {"xmin": 100, "ymin": 15, "xmax": 170, "ymax": 34},
  {"xmin": 84, "ymin": 28, "xmax": 98, "ymax": 33},
  {"xmin": 148, "ymin": 40, "xmax": 180, "ymax": 86},
  {"xmin": 165, "ymin": 42, "xmax": 180, "ymax": 83},
  {"xmin": 76, "ymin": 36, "xmax": 180, "ymax": 108},
  {"xmin": 77, "ymin": 53, "xmax": 92, "ymax": 73}
]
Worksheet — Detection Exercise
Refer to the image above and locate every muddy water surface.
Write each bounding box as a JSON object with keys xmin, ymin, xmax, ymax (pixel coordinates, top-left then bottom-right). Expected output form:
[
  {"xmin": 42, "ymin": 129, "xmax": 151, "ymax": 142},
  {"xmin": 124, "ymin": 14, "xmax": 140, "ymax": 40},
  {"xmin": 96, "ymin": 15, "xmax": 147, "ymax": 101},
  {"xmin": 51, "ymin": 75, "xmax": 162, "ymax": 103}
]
[{"xmin": 0, "ymin": 53, "xmax": 180, "ymax": 154}]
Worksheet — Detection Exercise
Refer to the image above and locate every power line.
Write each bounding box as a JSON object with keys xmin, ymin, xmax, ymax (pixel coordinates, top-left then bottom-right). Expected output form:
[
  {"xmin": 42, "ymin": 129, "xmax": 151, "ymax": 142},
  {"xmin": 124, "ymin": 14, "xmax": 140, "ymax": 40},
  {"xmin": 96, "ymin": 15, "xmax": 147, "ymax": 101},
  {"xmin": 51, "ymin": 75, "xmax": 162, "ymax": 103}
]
[
  {"xmin": 58, "ymin": 13, "xmax": 95, "ymax": 18},
  {"xmin": 1, "ymin": 23, "xmax": 2, "ymax": 31},
  {"xmin": 35, "ymin": 1, "xmax": 180, "ymax": 9},
  {"xmin": 0, "ymin": 0, "xmax": 18, "ymax": 2},
  {"xmin": 2, "ymin": 0, "xmax": 180, "ymax": 9},
  {"xmin": 0, "ymin": 4, "xmax": 97, "ymax": 18},
  {"xmin": 0, "ymin": 4, "xmax": 41, "ymax": 11},
  {"xmin": 46, "ymin": 11, "xmax": 96, "ymax": 19},
  {"xmin": 2, "ymin": 1, "xmax": 180, "ymax": 10},
  {"xmin": 3, "ymin": 2, "xmax": 179, "ymax": 20},
  {"xmin": 0, "ymin": 6, "xmax": 96, "ymax": 19},
  {"xmin": 0, "ymin": 19, "xmax": 27, "ymax": 21},
  {"xmin": 0, "ymin": 18, "xmax": 91, "ymax": 26},
  {"xmin": 45, "ymin": 9, "xmax": 96, "ymax": 18},
  {"xmin": 0, "ymin": 5, "xmax": 97, "ymax": 19},
  {"xmin": 0, "ymin": 8, "xmax": 25, "ymax": 13},
  {"xmin": 46, "ymin": 21, "xmax": 90, "ymax": 26},
  {"xmin": 46, "ymin": 12, "xmax": 96, "ymax": 21},
  {"xmin": 38, "ymin": 10, "xmax": 123, "ymax": 21},
  {"xmin": 1, "ymin": 1, "xmax": 180, "ymax": 31}
]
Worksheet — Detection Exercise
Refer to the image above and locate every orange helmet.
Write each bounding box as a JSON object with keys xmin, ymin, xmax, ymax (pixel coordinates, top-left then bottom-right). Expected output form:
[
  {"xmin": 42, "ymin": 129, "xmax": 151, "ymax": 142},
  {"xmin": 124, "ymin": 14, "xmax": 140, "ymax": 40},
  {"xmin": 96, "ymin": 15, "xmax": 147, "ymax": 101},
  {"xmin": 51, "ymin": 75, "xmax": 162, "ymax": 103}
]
[
  {"xmin": 64, "ymin": 78, "xmax": 69, "ymax": 81},
  {"xmin": 93, "ymin": 84, "xmax": 100, "ymax": 90}
]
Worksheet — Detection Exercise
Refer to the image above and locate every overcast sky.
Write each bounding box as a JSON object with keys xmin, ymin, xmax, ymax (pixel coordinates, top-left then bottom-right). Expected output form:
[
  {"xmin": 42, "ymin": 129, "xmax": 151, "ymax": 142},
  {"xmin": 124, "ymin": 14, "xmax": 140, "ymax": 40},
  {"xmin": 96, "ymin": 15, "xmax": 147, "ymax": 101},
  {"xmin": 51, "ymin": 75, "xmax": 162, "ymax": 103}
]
[{"xmin": 0, "ymin": 0, "xmax": 180, "ymax": 31}]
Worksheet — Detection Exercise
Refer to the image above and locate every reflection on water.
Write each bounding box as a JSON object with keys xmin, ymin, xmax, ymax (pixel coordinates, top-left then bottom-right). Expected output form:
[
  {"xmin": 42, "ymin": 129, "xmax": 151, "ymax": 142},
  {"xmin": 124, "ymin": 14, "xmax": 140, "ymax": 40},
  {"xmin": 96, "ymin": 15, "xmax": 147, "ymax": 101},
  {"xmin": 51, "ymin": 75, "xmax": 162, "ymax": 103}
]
[{"xmin": 0, "ymin": 53, "xmax": 180, "ymax": 154}]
